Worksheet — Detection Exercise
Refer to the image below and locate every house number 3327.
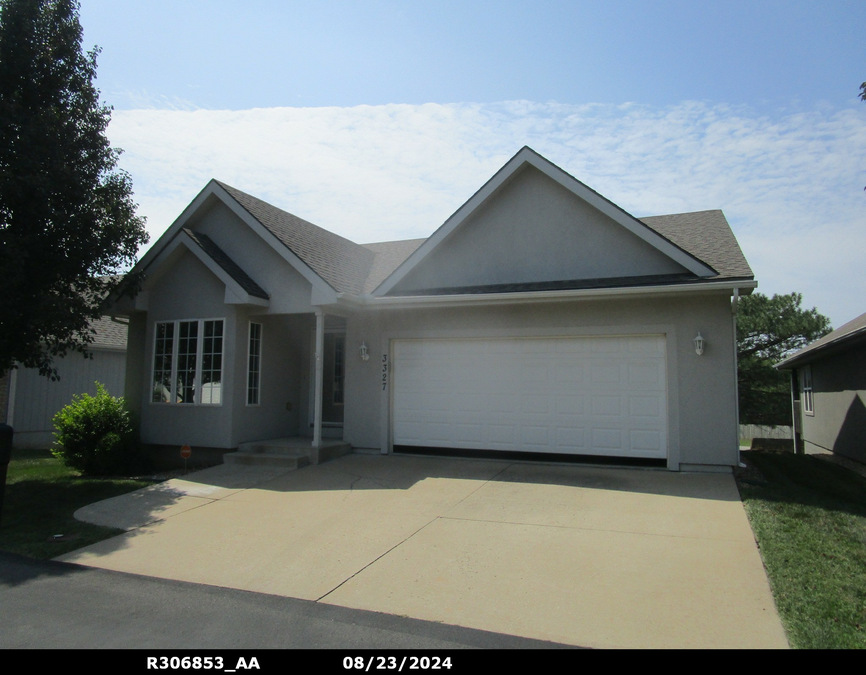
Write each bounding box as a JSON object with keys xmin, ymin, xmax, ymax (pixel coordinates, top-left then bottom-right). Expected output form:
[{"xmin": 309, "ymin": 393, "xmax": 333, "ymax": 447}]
[{"xmin": 382, "ymin": 354, "xmax": 388, "ymax": 390}]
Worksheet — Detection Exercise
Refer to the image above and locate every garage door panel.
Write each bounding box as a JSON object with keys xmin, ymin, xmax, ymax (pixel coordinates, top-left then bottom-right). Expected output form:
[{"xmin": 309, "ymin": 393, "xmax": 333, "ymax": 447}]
[
  {"xmin": 592, "ymin": 428, "xmax": 623, "ymax": 450},
  {"xmin": 555, "ymin": 395, "xmax": 585, "ymax": 415},
  {"xmin": 392, "ymin": 336, "xmax": 667, "ymax": 459}
]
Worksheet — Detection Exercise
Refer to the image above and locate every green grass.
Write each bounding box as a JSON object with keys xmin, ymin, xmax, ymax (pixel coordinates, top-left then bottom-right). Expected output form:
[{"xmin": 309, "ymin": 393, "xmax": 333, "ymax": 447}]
[
  {"xmin": 737, "ymin": 451, "xmax": 866, "ymax": 649},
  {"xmin": 0, "ymin": 448, "xmax": 153, "ymax": 559}
]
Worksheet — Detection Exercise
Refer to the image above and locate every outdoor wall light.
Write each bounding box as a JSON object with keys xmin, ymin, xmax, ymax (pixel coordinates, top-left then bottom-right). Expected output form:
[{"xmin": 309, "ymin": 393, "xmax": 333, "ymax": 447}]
[
  {"xmin": 360, "ymin": 342, "xmax": 369, "ymax": 361},
  {"xmin": 694, "ymin": 332, "xmax": 705, "ymax": 356}
]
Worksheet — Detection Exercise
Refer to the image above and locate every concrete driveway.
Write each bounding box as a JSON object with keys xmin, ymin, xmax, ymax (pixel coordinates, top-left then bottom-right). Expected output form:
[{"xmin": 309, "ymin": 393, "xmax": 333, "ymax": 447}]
[{"xmin": 59, "ymin": 454, "xmax": 788, "ymax": 649}]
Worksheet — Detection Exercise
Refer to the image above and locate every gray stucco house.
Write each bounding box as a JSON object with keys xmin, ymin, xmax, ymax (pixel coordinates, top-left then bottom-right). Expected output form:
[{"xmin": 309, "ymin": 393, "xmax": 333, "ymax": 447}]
[
  {"xmin": 114, "ymin": 147, "xmax": 756, "ymax": 471},
  {"xmin": 777, "ymin": 311, "xmax": 866, "ymax": 463}
]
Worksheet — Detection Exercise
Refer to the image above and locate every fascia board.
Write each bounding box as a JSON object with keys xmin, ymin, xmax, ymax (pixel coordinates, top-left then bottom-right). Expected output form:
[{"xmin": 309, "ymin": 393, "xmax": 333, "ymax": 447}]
[
  {"xmin": 776, "ymin": 327, "xmax": 866, "ymax": 370},
  {"xmin": 364, "ymin": 279, "xmax": 757, "ymax": 310},
  {"xmin": 522, "ymin": 153, "xmax": 716, "ymax": 277},
  {"xmin": 151, "ymin": 232, "xmax": 270, "ymax": 308},
  {"xmin": 372, "ymin": 151, "xmax": 528, "ymax": 297},
  {"xmin": 210, "ymin": 182, "xmax": 338, "ymax": 301},
  {"xmin": 134, "ymin": 180, "xmax": 222, "ymax": 275},
  {"xmin": 135, "ymin": 181, "xmax": 337, "ymax": 304},
  {"xmin": 372, "ymin": 147, "xmax": 715, "ymax": 297}
]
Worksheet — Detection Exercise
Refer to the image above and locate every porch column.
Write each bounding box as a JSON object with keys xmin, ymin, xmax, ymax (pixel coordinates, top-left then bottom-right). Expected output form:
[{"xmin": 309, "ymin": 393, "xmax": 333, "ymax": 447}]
[{"xmin": 312, "ymin": 308, "xmax": 324, "ymax": 448}]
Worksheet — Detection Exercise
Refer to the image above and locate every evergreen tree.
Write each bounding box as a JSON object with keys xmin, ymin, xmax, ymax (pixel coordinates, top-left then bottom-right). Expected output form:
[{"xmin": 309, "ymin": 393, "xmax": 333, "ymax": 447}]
[
  {"xmin": 0, "ymin": 0, "xmax": 148, "ymax": 378},
  {"xmin": 737, "ymin": 292, "xmax": 831, "ymax": 425}
]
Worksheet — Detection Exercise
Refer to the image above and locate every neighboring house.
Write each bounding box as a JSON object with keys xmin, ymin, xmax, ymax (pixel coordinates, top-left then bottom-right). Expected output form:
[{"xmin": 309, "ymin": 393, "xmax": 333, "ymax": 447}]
[
  {"xmin": 777, "ymin": 311, "xmax": 866, "ymax": 463},
  {"xmin": 1, "ymin": 316, "xmax": 128, "ymax": 448},
  {"xmin": 112, "ymin": 147, "xmax": 756, "ymax": 471}
]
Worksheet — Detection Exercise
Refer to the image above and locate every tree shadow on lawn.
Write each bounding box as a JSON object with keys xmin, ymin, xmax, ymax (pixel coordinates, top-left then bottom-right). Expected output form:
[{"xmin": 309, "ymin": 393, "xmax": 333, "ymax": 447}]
[{"xmin": 738, "ymin": 451, "xmax": 866, "ymax": 517}]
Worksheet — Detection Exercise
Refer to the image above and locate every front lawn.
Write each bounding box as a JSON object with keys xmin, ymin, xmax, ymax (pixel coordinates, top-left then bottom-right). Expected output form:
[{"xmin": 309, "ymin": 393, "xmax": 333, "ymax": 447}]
[
  {"xmin": 0, "ymin": 448, "xmax": 153, "ymax": 559},
  {"xmin": 737, "ymin": 451, "xmax": 866, "ymax": 649}
]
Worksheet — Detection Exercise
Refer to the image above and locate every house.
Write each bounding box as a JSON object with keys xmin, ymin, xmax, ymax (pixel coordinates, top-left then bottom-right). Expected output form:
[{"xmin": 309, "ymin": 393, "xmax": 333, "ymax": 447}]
[
  {"xmin": 777, "ymin": 311, "xmax": 866, "ymax": 463},
  {"xmin": 112, "ymin": 147, "xmax": 756, "ymax": 471},
  {"xmin": 1, "ymin": 316, "xmax": 128, "ymax": 449}
]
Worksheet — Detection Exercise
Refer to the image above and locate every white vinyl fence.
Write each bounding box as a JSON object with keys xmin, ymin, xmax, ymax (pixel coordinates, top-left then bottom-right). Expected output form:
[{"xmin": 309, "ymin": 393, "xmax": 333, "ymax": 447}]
[{"xmin": 739, "ymin": 424, "xmax": 793, "ymax": 442}]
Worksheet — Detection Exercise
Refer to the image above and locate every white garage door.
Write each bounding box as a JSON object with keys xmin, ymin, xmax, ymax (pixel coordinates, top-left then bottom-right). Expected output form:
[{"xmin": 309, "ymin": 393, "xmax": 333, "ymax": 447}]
[{"xmin": 392, "ymin": 336, "xmax": 667, "ymax": 459}]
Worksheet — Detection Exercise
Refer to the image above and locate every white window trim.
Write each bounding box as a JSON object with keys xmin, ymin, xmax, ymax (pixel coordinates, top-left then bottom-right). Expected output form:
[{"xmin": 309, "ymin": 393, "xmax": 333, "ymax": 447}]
[
  {"xmin": 151, "ymin": 317, "xmax": 225, "ymax": 406},
  {"xmin": 802, "ymin": 365, "xmax": 814, "ymax": 416},
  {"xmin": 247, "ymin": 321, "xmax": 263, "ymax": 407}
]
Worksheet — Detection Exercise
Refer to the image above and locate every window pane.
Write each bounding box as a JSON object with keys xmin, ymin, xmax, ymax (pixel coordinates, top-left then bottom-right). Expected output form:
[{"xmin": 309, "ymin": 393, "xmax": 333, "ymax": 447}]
[
  {"xmin": 176, "ymin": 321, "xmax": 198, "ymax": 403},
  {"xmin": 201, "ymin": 320, "xmax": 223, "ymax": 404},
  {"xmin": 247, "ymin": 322, "xmax": 262, "ymax": 405},
  {"xmin": 152, "ymin": 322, "xmax": 174, "ymax": 402}
]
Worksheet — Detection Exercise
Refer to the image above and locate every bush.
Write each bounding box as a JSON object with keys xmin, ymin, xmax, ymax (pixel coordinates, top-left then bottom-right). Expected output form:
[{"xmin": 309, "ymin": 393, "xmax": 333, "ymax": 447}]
[{"xmin": 52, "ymin": 383, "xmax": 140, "ymax": 475}]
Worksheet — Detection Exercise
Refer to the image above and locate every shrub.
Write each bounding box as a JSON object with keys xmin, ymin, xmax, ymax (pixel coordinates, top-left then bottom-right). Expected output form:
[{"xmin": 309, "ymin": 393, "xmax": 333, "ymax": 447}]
[{"xmin": 52, "ymin": 383, "xmax": 139, "ymax": 475}]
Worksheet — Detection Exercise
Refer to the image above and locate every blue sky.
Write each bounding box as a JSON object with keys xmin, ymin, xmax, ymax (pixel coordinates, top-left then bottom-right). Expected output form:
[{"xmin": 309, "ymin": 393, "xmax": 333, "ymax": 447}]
[{"xmin": 78, "ymin": 0, "xmax": 866, "ymax": 326}]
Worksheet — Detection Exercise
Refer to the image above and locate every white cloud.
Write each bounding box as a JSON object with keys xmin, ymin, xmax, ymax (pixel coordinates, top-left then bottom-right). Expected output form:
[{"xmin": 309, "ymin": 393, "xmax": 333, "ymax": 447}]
[{"xmin": 107, "ymin": 100, "xmax": 866, "ymax": 326}]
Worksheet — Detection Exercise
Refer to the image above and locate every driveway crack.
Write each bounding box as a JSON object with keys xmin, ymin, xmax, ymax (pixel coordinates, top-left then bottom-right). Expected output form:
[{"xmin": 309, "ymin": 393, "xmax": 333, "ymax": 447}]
[
  {"xmin": 314, "ymin": 516, "xmax": 440, "ymax": 603},
  {"xmin": 315, "ymin": 462, "xmax": 515, "ymax": 603}
]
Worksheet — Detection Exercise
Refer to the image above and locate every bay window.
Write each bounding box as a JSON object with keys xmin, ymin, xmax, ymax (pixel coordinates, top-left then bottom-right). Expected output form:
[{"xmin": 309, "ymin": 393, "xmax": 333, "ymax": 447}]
[{"xmin": 152, "ymin": 319, "xmax": 224, "ymax": 405}]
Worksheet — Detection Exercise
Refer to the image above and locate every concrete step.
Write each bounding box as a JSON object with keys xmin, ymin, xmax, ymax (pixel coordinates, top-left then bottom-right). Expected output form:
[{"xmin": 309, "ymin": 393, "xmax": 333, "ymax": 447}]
[
  {"xmin": 223, "ymin": 438, "xmax": 352, "ymax": 469},
  {"xmin": 223, "ymin": 451, "xmax": 310, "ymax": 469}
]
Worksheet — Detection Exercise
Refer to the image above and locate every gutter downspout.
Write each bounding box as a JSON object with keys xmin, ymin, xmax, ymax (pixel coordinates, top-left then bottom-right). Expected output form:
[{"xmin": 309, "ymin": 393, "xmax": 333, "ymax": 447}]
[
  {"xmin": 732, "ymin": 289, "xmax": 743, "ymax": 467},
  {"xmin": 312, "ymin": 308, "xmax": 325, "ymax": 449}
]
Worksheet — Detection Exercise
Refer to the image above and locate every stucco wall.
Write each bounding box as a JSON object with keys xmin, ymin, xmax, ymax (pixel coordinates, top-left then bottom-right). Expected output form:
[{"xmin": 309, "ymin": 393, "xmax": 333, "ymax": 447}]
[
  {"xmin": 801, "ymin": 343, "xmax": 866, "ymax": 463},
  {"xmin": 190, "ymin": 199, "xmax": 316, "ymax": 313},
  {"xmin": 139, "ymin": 250, "xmax": 238, "ymax": 449},
  {"xmin": 393, "ymin": 166, "xmax": 689, "ymax": 293},
  {"xmin": 230, "ymin": 311, "xmax": 311, "ymax": 445},
  {"xmin": 343, "ymin": 291, "xmax": 739, "ymax": 469}
]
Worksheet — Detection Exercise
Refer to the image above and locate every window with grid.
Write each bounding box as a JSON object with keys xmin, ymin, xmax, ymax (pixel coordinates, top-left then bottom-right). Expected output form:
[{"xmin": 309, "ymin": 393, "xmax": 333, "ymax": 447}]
[
  {"xmin": 247, "ymin": 322, "xmax": 262, "ymax": 405},
  {"xmin": 176, "ymin": 321, "xmax": 198, "ymax": 404},
  {"xmin": 201, "ymin": 320, "xmax": 223, "ymax": 405},
  {"xmin": 802, "ymin": 366, "xmax": 814, "ymax": 416},
  {"xmin": 151, "ymin": 319, "xmax": 223, "ymax": 405},
  {"xmin": 152, "ymin": 322, "xmax": 174, "ymax": 403}
]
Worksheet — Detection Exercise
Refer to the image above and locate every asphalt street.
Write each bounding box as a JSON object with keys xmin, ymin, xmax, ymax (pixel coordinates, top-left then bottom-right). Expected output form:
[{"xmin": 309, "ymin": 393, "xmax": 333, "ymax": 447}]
[{"xmin": 0, "ymin": 551, "xmax": 570, "ymax": 650}]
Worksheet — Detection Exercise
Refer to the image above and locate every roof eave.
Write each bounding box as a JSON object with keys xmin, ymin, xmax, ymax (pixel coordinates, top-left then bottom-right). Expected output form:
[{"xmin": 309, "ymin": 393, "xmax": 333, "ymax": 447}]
[
  {"xmin": 777, "ymin": 327, "xmax": 866, "ymax": 370},
  {"xmin": 371, "ymin": 147, "xmax": 717, "ymax": 297},
  {"xmin": 357, "ymin": 278, "xmax": 755, "ymax": 309}
]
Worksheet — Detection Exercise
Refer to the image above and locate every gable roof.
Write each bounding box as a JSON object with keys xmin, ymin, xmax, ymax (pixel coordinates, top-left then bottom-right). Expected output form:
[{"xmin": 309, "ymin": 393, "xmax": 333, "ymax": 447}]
[
  {"xmin": 135, "ymin": 148, "xmax": 754, "ymax": 307},
  {"xmin": 215, "ymin": 181, "xmax": 375, "ymax": 295},
  {"xmin": 371, "ymin": 147, "xmax": 722, "ymax": 297},
  {"xmin": 777, "ymin": 311, "xmax": 866, "ymax": 369},
  {"xmin": 639, "ymin": 210, "xmax": 753, "ymax": 280}
]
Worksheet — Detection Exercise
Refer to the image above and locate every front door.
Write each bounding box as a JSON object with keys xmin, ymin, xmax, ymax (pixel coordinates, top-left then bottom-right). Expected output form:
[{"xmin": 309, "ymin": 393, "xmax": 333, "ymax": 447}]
[
  {"xmin": 309, "ymin": 329, "xmax": 345, "ymax": 431},
  {"xmin": 322, "ymin": 331, "xmax": 345, "ymax": 425}
]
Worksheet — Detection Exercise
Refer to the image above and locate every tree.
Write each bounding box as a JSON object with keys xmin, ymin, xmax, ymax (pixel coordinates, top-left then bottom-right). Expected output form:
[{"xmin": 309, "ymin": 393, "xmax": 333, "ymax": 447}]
[
  {"xmin": 737, "ymin": 292, "xmax": 831, "ymax": 426},
  {"xmin": 0, "ymin": 0, "xmax": 148, "ymax": 379}
]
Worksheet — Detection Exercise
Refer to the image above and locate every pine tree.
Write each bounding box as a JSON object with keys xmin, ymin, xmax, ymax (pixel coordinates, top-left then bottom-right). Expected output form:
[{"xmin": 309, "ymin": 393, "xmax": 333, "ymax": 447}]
[{"xmin": 0, "ymin": 0, "xmax": 148, "ymax": 378}]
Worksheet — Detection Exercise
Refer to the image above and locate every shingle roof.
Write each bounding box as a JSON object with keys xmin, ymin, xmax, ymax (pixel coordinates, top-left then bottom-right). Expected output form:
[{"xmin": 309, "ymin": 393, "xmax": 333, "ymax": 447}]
[
  {"xmin": 639, "ymin": 210, "xmax": 753, "ymax": 280},
  {"xmin": 361, "ymin": 239, "xmax": 426, "ymax": 294},
  {"xmin": 183, "ymin": 228, "xmax": 269, "ymax": 300},
  {"xmin": 210, "ymin": 184, "xmax": 751, "ymax": 298},
  {"xmin": 216, "ymin": 181, "xmax": 375, "ymax": 295},
  {"xmin": 90, "ymin": 316, "xmax": 128, "ymax": 349},
  {"xmin": 777, "ymin": 311, "xmax": 866, "ymax": 369}
]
